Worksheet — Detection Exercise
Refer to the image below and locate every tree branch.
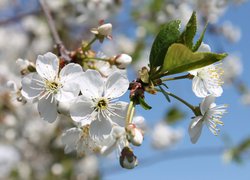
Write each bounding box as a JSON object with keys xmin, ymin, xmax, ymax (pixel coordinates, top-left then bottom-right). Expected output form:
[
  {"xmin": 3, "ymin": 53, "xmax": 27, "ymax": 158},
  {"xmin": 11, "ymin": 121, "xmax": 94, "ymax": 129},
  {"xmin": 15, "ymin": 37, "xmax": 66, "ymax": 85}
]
[{"xmin": 38, "ymin": 0, "xmax": 71, "ymax": 62}]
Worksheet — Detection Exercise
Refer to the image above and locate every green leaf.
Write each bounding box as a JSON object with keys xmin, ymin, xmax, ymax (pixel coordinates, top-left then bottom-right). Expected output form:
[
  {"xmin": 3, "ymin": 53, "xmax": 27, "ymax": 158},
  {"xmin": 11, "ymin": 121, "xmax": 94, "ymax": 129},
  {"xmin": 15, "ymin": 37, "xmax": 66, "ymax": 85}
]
[
  {"xmin": 138, "ymin": 97, "xmax": 152, "ymax": 110},
  {"xmin": 159, "ymin": 86, "xmax": 171, "ymax": 102},
  {"xmin": 149, "ymin": 20, "xmax": 181, "ymax": 68},
  {"xmin": 178, "ymin": 11, "xmax": 197, "ymax": 49},
  {"xmin": 161, "ymin": 43, "xmax": 227, "ymax": 75},
  {"xmin": 192, "ymin": 23, "xmax": 208, "ymax": 52}
]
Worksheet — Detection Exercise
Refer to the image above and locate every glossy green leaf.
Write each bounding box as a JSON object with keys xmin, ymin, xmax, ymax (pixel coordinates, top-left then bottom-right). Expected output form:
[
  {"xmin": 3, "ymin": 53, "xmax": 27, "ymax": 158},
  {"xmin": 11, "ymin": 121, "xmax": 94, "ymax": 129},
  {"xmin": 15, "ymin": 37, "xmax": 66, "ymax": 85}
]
[
  {"xmin": 149, "ymin": 20, "xmax": 181, "ymax": 68},
  {"xmin": 178, "ymin": 11, "xmax": 197, "ymax": 49},
  {"xmin": 161, "ymin": 43, "xmax": 227, "ymax": 75}
]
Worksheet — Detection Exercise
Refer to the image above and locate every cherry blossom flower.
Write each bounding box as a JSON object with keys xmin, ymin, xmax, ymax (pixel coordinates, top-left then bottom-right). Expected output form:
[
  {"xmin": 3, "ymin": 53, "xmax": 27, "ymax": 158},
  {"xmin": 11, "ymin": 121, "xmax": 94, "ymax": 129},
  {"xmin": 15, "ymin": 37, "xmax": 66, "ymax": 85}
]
[
  {"xmin": 188, "ymin": 95, "xmax": 227, "ymax": 144},
  {"xmin": 189, "ymin": 43, "xmax": 224, "ymax": 98},
  {"xmin": 70, "ymin": 69, "xmax": 129, "ymax": 144},
  {"xmin": 61, "ymin": 126, "xmax": 102, "ymax": 156},
  {"xmin": 21, "ymin": 52, "xmax": 83, "ymax": 123}
]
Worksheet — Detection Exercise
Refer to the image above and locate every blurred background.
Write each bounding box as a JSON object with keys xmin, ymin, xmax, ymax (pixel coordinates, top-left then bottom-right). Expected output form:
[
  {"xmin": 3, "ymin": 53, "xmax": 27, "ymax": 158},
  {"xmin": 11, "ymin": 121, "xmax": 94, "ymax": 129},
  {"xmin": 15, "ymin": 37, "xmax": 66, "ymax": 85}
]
[{"xmin": 0, "ymin": 0, "xmax": 250, "ymax": 179}]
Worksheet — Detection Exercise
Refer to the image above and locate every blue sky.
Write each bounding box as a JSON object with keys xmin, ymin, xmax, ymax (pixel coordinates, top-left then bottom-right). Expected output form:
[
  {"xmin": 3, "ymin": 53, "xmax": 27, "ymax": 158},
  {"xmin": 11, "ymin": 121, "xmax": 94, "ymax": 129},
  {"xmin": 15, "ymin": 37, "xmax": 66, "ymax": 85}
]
[{"xmin": 102, "ymin": 1, "xmax": 250, "ymax": 180}]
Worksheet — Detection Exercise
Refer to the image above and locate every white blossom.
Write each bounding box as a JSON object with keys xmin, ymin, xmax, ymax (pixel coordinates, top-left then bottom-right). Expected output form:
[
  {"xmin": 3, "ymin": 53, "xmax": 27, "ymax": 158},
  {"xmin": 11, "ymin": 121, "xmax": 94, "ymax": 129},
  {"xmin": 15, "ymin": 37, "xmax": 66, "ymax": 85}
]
[
  {"xmin": 70, "ymin": 69, "xmax": 129, "ymax": 144},
  {"xmin": 189, "ymin": 43, "xmax": 224, "ymax": 98},
  {"xmin": 61, "ymin": 126, "xmax": 101, "ymax": 156},
  {"xmin": 188, "ymin": 95, "xmax": 227, "ymax": 144},
  {"xmin": 21, "ymin": 52, "xmax": 83, "ymax": 123}
]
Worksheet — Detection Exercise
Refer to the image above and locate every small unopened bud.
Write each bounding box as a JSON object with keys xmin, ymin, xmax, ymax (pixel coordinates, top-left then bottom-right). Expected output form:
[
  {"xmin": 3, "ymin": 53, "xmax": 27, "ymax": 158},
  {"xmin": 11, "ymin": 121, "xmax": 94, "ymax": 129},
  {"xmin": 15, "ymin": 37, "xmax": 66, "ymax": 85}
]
[
  {"xmin": 126, "ymin": 124, "xmax": 143, "ymax": 146},
  {"xmin": 97, "ymin": 23, "xmax": 112, "ymax": 37},
  {"xmin": 91, "ymin": 23, "xmax": 112, "ymax": 41},
  {"xmin": 115, "ymin": 54, "xmax": 132, "ymax": 69},
  {"xmin": 119, "ymin": 147, "xmax": 138, "ymax": 169}
]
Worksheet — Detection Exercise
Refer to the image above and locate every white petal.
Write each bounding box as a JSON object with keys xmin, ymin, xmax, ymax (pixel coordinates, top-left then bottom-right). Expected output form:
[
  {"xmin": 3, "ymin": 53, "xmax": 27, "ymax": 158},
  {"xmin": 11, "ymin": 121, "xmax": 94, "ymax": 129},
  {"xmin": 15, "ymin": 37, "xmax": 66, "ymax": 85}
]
[
  {"xmin": 192, "ymin": 76, "xmax": 209, "ymax": 98},
  {"xmin": 89, "ymin": 117, "xmax": 112, "ymax": 145},
  {"xmin": 55, "ymin": 82, "xmax": 80, "ymax": 102},
  {"xmin": 200, "ymin": 95, "xmax": 215, "ymax": 115},
  {"xmin": 188, "ymin": 116, "xmax": 203, "ymax": 144},
  {"xmin": 37, "ymin": 95, "xmax": 58, "ymax": 123},
  {"xmin": 110, "ymin": 101, "xmax": 128, "ymax": 127},
  {"xmin": 198, "ymin": 43, "xmax": 211, "ymax": 52},
  {"xmin": 59, "ymin": 63, "xmax": 83, "ymax": 83},
  {"xmin": 79, "ymin": 69, "xmax": 104, "ymax": 98},
  {"xmin": 61, "ymin": 128, "xmax": 82, "ymax": 154},
  {"xmin": 21, "ymin": 73, "xmax": 44, "ymax": 99},
  {"xmin": 70, "ymin": 96, "xmax": 94, "ymax": 125},
  {"xmin": 104, "ymin": 71, "xmax": 129, "ymax": 99},
  {"xmin": 205, "ymin": 84, "xmax": 223, "ymax": 97},
  {"xmin": 36, "ymin": 52, "xmax": 59, "ymax": 81}
]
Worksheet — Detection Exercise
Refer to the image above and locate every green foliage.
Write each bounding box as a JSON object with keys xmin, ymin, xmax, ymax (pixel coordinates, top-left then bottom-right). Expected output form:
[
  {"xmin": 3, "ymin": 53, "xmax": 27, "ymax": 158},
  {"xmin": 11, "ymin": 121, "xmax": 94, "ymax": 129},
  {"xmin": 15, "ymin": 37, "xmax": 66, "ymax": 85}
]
[
  {"xmin": 178, "ymin": 12, "xmax": 197, "ymax": 49},
  {"xmin": 165, "ymin": 106, "xmax": 186, "ymax": 124},
  {"xmin": 149, "ymin": 20, "xmax": 181, "ymax": 68},
  {"xmin": 161, "ymin": 43, "xmax": 227, "ymax": 75},
  {"xmin": 138, "ymin": 97, "xmax": 152, "ymax": 110},
  {"xmin": 192, "ymin": 23, "xmax": 208, "ymax": 52},
  {"xmin": 159, "ymin": 85, "xmax": 171, "ymax": 102}
]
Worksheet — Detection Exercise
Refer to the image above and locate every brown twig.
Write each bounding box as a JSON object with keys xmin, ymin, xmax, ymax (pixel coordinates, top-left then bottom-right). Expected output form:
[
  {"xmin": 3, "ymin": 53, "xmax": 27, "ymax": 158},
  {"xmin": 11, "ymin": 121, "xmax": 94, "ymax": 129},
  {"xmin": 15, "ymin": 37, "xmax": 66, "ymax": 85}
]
[{"xmin": 38, "ymin": 0, "xmax": 71, "ymax": 62}]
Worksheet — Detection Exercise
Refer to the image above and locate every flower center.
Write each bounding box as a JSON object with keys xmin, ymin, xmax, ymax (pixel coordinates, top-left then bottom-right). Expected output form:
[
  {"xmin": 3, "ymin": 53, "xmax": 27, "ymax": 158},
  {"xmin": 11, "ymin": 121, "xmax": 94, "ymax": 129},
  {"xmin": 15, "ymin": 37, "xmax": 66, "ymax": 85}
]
[
  {"xmin": 45, "ymin": 80, "xmax": 61, "ymax": 94},
  {"xmin": 96, "ymin": 98, "xmax": 108, "ymax": 110}
]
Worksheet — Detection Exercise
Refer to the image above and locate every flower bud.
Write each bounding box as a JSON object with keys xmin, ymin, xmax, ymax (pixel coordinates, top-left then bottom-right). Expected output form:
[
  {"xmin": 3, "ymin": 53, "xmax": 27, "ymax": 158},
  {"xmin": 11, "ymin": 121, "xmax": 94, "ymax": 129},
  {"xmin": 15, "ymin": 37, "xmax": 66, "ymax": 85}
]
[
  {"xmin": 126, "ymin": 124, "xmax": 143, "ymax": 146},
  {"xmin": 91, "ymin": 23, "xmax": 112, "ymax": 37},
  {"xmin": 97, "ymin": 23, "xmax": 112, "ymax": 37},
  {"xmin": 119, "ymin": 147, "xmax": 138, "ymax": 169},
  {"xmin": 115, "ymin": 54, "xmax": 132, "ymax": 69}
]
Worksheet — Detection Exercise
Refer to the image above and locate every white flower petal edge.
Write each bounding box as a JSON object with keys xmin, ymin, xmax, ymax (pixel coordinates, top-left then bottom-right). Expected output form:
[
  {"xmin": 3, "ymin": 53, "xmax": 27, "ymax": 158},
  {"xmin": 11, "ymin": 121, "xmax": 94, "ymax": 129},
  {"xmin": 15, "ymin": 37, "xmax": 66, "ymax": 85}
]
[
  {"xmin": 104, "ymin": 71, "xmax": 129, "ymax": 99},
  {"xmin": 188, "ymin": 116, "xmax": 203, "ymax": 144},
  {"xmin": 79, "ymin": 69, "xmax": 104, "ymax": 98},
  {"xmin": 21, "ymin": 73, "xmax": 44, "ymax": 99},
  {"xmin": 36, "ymin": 52, "xmax": 59, "ymax": 81},
  {"xmin": 188, "ymin": 95, "xmax": 227, "ymax": 144},
  {"xmin": 89, "ymin": 115, "xmax": 112, "ymax": 146},
  {"xmin": 61, "ymin": 128, "xmax": 82, "ymax": 154},
  {"xmin": 37, "ymin": 94, "xmax": 58, "ymax": 123}
]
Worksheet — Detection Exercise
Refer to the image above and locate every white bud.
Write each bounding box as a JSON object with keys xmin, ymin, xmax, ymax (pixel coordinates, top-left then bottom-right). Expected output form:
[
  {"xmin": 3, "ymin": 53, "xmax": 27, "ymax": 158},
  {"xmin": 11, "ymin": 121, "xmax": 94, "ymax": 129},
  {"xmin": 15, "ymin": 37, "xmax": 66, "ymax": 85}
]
[
  {"xmin": 126, "ymin": 124, "xmax": 143, "ymax": 146},
  {"xmin": 115, "ymin": 54, "xmax": 132, "ymax": 69},
  {"xmin": 97, "ymin": 23, "xmax": 112, "ymax": 37}
]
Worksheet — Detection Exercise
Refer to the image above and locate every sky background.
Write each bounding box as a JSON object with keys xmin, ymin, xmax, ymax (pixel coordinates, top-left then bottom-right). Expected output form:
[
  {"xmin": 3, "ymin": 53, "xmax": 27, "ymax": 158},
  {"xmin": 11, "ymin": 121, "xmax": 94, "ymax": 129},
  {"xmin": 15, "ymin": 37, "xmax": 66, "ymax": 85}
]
[{"xmin": 102, "ymin": 1, "xmax": 250, "ymax": 180}]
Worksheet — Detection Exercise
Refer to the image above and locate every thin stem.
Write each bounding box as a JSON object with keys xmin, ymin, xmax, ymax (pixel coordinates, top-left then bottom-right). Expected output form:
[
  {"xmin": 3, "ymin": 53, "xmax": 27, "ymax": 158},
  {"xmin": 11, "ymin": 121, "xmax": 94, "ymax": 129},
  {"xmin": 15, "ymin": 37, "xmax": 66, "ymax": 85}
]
[
  {"xmin": 166, "ymin": 91, "xmax": 196, "ymax": 114},
  {"xmin": 39, "ymin": 0, "xmax": 71, "ymax": 62},
  {"xmin": 161, "ymin": 74, "xmax": 191, "ymax": 82},
  {"xmin": 39, "ymin": 0, "xmax": 61, "ymax": 45},
  {"xmin": 83, "ymin": 37, "xmax": 98, "ymax": 51},
  {"xmin": 85, "ymin": 57, "xmax": 110, "ymax": 62},
  {"xmin": 126, "ymin": 101, "xmax": 135, "ymax": 126}
]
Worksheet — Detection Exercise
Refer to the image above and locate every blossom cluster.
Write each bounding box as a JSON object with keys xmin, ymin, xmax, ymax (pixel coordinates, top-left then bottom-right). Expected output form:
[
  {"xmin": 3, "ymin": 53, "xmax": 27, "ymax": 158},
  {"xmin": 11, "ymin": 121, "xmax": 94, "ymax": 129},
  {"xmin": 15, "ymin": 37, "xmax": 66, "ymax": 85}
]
[{"xmin": 12, "ymin": 21, "xmax": 229, "ymax": 170}]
